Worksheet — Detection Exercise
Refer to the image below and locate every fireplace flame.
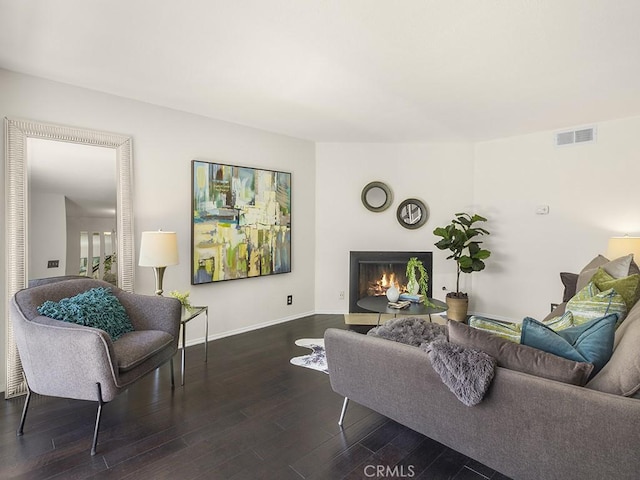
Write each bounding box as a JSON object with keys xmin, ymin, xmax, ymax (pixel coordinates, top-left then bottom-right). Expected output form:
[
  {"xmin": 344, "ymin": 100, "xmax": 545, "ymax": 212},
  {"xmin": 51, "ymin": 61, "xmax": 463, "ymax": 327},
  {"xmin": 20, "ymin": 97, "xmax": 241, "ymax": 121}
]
[{"xmin": 367, "ymin": 272, "xmax": 406, "ymax": 296}]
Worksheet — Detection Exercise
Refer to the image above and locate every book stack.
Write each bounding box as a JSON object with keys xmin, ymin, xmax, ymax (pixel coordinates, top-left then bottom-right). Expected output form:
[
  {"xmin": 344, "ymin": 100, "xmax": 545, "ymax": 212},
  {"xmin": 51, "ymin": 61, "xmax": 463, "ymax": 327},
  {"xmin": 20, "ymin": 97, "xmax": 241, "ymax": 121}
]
[
  {"xmin": 387, "ymin": 300, "xmax": 411, "ymax": 309},
  {"xmin": 398, "ymin": 293, "xmax": 424, "ymax": 303}
]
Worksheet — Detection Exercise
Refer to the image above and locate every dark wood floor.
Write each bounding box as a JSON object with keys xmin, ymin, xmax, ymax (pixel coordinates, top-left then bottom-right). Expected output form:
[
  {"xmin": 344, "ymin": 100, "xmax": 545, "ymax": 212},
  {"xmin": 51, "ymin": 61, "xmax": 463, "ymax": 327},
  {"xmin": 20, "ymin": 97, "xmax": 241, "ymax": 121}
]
[{"xmin": 0, "ymin": 314, "xmax": 511, "ymax": 480}]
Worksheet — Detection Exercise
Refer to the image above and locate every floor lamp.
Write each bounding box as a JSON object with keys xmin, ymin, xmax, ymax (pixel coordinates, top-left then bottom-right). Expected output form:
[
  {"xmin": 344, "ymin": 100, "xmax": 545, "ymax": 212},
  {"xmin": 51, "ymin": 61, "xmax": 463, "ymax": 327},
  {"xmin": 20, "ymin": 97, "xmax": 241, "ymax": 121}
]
[{"xmin": 139, "ymin": 230, "xmax": 179, "ymax": 295}]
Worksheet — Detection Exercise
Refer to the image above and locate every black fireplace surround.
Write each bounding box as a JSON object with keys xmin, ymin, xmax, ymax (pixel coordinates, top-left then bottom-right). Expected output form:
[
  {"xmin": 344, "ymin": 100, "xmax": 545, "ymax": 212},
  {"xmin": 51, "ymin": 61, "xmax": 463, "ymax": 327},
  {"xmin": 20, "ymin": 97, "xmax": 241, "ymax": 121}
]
[{"xmin": 349, "ymin": 251, "xmax": 433, "ymax": 313}]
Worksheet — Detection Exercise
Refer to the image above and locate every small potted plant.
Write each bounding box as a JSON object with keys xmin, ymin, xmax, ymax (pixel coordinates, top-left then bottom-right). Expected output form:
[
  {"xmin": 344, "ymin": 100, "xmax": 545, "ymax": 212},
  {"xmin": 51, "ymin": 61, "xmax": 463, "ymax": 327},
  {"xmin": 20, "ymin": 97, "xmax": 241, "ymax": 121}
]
[
  {"xmin": 169, "ymin": 290, "xmax": 192, "ymax": 311},
  {"xmin": 404, "ymin": 257, "xmax": 434, "ymax": 306},
  {"xmin": 433, "ymin": 212, "xmax": 491, "ymax": 321}
]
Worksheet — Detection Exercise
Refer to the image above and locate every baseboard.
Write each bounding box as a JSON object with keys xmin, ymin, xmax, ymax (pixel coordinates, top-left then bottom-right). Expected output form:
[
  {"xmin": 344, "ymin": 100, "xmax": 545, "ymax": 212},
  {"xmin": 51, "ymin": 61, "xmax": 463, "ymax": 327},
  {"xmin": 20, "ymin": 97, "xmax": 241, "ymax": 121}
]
[{"xmin": 185, "ymin": 310, "xmax": 316, "ymax": 348}]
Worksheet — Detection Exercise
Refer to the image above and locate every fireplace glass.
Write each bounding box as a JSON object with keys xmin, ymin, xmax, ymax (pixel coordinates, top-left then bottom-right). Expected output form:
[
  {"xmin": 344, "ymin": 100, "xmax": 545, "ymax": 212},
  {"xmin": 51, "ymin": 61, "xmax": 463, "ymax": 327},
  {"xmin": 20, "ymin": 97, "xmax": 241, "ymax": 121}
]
[{"xmin": 349, "ymin": 251, "xmax": 432, "ymax": 313}]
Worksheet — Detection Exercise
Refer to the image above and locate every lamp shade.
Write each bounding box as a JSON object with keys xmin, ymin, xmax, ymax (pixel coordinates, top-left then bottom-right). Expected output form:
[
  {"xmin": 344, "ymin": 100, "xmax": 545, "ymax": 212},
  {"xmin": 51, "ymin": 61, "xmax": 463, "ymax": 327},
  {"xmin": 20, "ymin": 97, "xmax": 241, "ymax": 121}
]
[
  {"xmin": 139, "ymin": 231, "xmax": 179, "ymax": 267},
  {"xmin": 607, "ymin": 236, "xmax": 640, "ymax": 261}
]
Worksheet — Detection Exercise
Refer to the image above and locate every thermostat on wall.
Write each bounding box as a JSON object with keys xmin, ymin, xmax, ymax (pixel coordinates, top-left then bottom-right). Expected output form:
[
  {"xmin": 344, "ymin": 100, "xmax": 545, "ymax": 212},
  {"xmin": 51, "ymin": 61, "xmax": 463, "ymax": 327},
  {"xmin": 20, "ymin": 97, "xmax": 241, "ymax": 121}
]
[{"xmin": 535, "ymin": 205, "xmax": 550, "ymax": 215}]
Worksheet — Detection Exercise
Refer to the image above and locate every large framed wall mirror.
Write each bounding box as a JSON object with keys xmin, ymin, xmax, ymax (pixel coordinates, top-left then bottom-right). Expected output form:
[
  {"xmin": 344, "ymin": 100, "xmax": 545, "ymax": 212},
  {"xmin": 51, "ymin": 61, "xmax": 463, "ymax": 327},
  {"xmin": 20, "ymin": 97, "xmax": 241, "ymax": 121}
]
[{"xmin": 4, "ymin": 118, "xmax": 135, "ymax": 398}]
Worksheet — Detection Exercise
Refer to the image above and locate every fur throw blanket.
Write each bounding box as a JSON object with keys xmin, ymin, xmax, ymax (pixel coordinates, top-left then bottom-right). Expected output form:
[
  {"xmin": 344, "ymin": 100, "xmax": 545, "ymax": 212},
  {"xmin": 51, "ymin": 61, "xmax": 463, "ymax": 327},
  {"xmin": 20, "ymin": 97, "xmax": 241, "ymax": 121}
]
[
  {"xmin": 428, "ymin": 341, "xmax": 497, "ymax": 406},
  {"xmin": 368, "ymin": 317, "xmax": 496, "ymax": 406},
  {"xmin": 367, "ymin": 317, "xmax": 447, "ymax": 349}
]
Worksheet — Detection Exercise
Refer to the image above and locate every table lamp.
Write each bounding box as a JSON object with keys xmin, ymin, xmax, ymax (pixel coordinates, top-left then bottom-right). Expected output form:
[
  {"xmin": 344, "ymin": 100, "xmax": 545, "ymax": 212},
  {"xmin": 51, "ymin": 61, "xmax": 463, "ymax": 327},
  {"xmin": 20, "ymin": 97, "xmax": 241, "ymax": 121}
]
[
  {"xmin": 139, "ymin": 230, "xmax": 179, "ymax": 295},
  {"xmin": 607, "ymin": 235, "xmax": 640, "ymax": 261}
]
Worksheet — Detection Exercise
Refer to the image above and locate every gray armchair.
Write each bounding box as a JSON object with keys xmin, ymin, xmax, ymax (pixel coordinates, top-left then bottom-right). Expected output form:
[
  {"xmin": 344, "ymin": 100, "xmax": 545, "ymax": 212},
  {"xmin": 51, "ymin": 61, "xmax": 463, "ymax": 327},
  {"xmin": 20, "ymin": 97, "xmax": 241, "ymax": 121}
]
[{"xmin": 10, "ymin": 278, "xmax": 182, "ymax": 455}]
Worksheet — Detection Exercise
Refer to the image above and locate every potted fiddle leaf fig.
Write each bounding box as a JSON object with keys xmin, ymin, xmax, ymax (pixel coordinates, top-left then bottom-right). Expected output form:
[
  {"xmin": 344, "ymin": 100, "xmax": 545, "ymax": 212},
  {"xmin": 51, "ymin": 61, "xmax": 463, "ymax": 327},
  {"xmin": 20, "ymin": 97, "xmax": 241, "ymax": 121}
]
[{"xmin": 433, "ymin": 212, "xmax": 491, "ymax": 321}]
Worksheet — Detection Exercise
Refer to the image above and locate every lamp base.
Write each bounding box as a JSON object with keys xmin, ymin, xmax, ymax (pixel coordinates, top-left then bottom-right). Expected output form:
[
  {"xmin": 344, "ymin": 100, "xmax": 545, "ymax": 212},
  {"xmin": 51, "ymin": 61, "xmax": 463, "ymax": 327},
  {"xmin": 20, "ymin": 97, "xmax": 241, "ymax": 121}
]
[{"xmin": 152, "ymin": 266, "xmax": 167, "ymax": 296}]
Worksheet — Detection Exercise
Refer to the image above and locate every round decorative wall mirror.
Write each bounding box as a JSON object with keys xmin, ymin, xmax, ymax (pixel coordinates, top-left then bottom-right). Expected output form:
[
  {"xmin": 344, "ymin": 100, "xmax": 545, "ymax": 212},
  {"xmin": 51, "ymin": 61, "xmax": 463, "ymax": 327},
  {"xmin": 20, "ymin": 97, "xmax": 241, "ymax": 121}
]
[
  {"xmin": 361, "ymin": 181, "xmax": 393, "ymax": 212},
  {"xmin": 396, "ymin": 198, "xmax": 428, "ymax": 229}
]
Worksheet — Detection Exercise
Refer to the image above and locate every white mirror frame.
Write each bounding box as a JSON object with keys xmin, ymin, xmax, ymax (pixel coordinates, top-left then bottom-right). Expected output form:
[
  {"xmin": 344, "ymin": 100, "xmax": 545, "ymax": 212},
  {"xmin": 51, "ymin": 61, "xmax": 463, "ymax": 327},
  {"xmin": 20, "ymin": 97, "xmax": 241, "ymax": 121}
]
[{"xmin": 4, "ymin": 117, "xmax": 135, "ymax": 398}]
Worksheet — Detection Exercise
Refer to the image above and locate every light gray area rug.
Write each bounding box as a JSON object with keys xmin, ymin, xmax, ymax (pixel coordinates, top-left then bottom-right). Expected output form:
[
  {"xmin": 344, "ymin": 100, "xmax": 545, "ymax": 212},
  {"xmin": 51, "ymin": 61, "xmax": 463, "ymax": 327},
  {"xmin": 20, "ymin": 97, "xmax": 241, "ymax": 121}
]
[{"xmin": 290, "ymin": 338, "xmax": 328, "ymax": 374}]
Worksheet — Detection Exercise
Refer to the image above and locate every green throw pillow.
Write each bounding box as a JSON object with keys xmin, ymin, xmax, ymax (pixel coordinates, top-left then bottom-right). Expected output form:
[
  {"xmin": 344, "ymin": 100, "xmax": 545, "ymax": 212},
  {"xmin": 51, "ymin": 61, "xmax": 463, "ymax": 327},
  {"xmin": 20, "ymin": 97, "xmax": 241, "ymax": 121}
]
[
  {"xmin": 576, "ymin": 254, "xmax": 633, "ymax": 293},
  {"xmin": 468, "ymin": 316, "xmax": 522, "ymax": 343},
  {"xmin": 566, "ymin": 281, "xmax": 627, "ymax": 327},
  {"xmin": 37, "ymin": 287, "xmax": 134, "ymax": 341},
  {"xmin": 521, "ymin": 314, "xmax": 618, "ymax": 375},
  {"xmin": 591, "ymin": 267, "xmax": 640, "ymax": 311},
  {"xmin": 469, "ymin": 311, "xmax": 574, "ymax": 343},
  {"xmin": 539, "ymin": 310, "xmax": 575, "ymax": 331}
]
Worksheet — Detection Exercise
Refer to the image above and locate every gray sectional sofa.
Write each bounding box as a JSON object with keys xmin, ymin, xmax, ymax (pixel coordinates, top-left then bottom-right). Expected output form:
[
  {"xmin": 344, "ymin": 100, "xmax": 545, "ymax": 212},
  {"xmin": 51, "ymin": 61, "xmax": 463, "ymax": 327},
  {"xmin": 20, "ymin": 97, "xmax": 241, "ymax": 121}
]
[{"xmin": 325, "ymin": 284, "xmax": 640, "ymax": 479}]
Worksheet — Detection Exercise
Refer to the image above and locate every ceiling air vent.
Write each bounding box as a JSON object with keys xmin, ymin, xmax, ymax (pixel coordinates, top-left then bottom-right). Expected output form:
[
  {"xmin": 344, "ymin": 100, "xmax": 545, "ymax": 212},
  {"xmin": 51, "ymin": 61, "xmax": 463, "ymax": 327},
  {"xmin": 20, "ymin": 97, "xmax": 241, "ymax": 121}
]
[{"xmin": 555, "ymin": 126, "xmax": 597, "ymax": 147}]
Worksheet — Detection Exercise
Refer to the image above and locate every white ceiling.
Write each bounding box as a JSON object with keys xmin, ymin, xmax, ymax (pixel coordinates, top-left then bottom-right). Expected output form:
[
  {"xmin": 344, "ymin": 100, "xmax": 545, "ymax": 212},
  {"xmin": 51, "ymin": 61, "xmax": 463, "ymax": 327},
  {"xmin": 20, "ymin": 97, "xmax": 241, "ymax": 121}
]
[{"xmin": 2, "ymin": 0, "xmax": 640, "ymax": 142}]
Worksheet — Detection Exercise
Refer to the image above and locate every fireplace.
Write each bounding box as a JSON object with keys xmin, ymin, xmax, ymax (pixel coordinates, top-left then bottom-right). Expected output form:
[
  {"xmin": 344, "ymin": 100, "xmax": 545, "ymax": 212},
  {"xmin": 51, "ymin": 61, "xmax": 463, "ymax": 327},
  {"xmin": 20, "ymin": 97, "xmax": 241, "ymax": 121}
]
[{"xmin": 349, "ymin": 251, "xmax": 433, "ymax": 313}]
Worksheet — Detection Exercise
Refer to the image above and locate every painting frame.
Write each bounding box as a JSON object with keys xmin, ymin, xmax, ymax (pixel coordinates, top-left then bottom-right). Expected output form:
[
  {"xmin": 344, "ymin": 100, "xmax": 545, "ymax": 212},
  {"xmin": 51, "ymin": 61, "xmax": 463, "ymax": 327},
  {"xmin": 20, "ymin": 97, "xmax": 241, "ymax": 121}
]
[{"xmin": 191, "ymin": 160, "xmax": 292, "ymax": 285}]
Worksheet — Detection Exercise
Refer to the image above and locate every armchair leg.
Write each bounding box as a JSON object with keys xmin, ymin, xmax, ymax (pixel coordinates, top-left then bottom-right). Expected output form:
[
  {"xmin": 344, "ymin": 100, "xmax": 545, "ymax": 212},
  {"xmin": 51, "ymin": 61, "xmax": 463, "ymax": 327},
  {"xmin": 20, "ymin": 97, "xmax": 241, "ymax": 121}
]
[
  {"xmin": 17, "ymin": 386, "xmax": 32, "ymax": 436},
  {"xmin": 338, "ymin": 397, "xmax": 349, "ymax": 427},
  {"xmin": 170, "ymin": 357, "xmax": 175, "ymax": 389},
  {"xmin": 91, "ymin": 383, "xmax": 105, "ymax": 456}
]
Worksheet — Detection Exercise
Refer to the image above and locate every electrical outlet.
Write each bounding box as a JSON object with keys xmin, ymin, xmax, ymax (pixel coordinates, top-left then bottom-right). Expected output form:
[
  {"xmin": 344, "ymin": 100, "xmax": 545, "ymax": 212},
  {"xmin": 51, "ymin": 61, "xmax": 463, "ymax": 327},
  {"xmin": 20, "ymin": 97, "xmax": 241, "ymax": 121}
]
[
  {"xmin": 339, "ymin": 291, "xmax": 345, "ymax": 300},
  {"xmin": 47, "ymin": 260, "xmax": 59, "ymax": 268},
  {"xmin": 287, "ymin": 295, "xmax": 293, "ymax": 305}
]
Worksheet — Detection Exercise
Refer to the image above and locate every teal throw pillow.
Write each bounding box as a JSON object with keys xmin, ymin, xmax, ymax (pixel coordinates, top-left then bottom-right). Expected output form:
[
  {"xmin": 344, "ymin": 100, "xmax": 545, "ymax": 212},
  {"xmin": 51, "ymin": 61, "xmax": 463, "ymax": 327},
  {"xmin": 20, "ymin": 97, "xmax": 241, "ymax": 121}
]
[
  {"xmin": 37, "ymin": 287, "xmax": 134, "ymax": 341},
  {"xmin": 520, "ymin": 314, "xmax": 618, "ymax": 375}
]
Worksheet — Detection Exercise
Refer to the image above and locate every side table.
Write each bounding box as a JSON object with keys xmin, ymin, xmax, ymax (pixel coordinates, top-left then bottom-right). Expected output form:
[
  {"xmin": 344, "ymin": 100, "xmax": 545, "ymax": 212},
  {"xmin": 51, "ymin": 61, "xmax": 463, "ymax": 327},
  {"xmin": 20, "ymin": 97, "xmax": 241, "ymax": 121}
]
[{"xmin": 179, "ymin": 306, "xmax": 208, "ymax": 386}]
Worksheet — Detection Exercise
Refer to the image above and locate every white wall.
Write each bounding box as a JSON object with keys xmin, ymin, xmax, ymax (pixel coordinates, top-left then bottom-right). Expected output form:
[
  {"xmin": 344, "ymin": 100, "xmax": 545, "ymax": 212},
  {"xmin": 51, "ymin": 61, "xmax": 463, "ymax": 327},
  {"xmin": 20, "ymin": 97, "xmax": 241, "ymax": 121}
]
[
  {"xmin": 314, "ymin": 143, "xmax": 475, "ymax": 313},
  {"xmin": 473, "ymin": 116, "xmax": 640, "ymax": 321},
  {"xmin": 4, "ymin": 66, "xmax": 640, "ymax": 394},
  {"xmin": 316, "ymin": 117, "xmax": 640, "ymax": 322},
  {"xmin": 29, "ymin": 192, "xmax": 67, "ymax": 279},
  {"xmin": 0, "ymin": 69, "xmax": 316, "ymax": 392}
]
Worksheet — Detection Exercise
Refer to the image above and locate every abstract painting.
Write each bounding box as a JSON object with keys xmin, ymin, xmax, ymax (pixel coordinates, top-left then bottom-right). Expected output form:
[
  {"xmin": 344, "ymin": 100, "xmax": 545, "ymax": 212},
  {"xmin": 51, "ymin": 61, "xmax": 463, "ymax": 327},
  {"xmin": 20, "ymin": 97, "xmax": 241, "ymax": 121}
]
[{"xmin": 191, "ymin": 160, "xmax": 291, "ymax": 284}]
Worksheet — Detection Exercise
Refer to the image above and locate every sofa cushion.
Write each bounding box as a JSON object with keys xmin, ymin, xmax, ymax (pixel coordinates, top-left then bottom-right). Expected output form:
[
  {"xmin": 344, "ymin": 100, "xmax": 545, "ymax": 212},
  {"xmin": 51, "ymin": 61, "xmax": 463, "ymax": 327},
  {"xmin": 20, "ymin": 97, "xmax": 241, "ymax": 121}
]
[
  {"xmin": 37, "ymin": 287, "xmax": 134, "ymax": 341},
  {"xmin": 448, "ymin": 320, "xmax": 593, "ymax": 386},
  {"xmin": 113, "ymin": 330, "xmax": 174, "ymax": 372},
  {"xmin": 521, "ymin": 314, "xmax": 617, "ymax": 375},
  {"xmin": 566, "ymin": 281, "xmax": 627, "ymax": 326},
  {"xmin": 576, "ymin": 254, "xmax": 633, "ymax": 293},
  {"xmin": 591, "ymin": 268, "xmax": 640, "ymax": 311},
  {"xmin": 587, "ymin": 301, "xmax": 640, "ymax": 395}
]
